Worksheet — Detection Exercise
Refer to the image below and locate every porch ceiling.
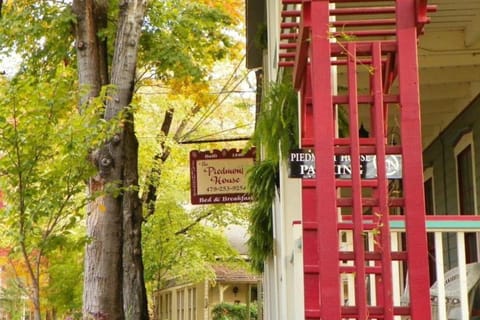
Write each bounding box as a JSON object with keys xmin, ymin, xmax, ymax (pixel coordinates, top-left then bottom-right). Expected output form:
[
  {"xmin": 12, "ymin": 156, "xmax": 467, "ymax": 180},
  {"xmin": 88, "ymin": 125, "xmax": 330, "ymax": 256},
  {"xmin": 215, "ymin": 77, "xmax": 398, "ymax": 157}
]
[
  {"xmin": 332, "ymin": 0, "xmax": 480, "ymax": 148},
  {"xmin": 337, "ymin": 0, "xmax": 480, "ymax": 148},
  {"xmin": 269, "ymin": 0, "xmax": 480, "ymax": 148},
  {"xmin": 419, "ymin": 0, "xmax": 480, "ymax": 148}
]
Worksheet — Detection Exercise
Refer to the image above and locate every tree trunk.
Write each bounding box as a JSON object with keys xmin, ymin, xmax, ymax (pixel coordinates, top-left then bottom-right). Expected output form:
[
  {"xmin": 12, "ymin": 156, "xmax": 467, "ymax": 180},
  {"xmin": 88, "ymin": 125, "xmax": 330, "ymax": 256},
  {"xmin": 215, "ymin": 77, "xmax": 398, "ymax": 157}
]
[
  {"xmin": 122, "ymin": 118, "xmax": 148, "ymax": 319},
  {"xmin": 107, "ymin": 1, "xmax": 148, "ymax": 318},
  {"xmin": 73, "ymin": 0, "xmax": 148, "ymax": 319},
  {"xmin": 72, "ymin": 0, "xmax": 123, "ymax": 319},
  {"xmin": 72, "ymin": 0, "xmax": 107, "ymax": 107},
  {"xmin": 72, "ymin": 0, "xmax": 124, "ymax": 318}
]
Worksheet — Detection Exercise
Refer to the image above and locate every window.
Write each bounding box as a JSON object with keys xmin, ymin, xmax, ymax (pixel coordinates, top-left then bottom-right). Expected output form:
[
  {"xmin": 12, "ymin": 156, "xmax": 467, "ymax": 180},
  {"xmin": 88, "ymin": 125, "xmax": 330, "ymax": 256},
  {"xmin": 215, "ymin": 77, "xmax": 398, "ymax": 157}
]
[
  {"xmin": 165, "ymin": 292, "xmax": 172, "ymax": 319},
  {"xmin": 177, "ymin": 290, "xmax": 185, "ymax": 320},
  {"xmin": 458, "ymin": 145, "xmax": 475, "ymax": 214},
  {"xmin": 188, "ymin": 287, "xmax": 197, "ymax": 320},
  {"xmin": 159, "ymin": 295, "xmax": 163, "ymax": 319},
  {"xmin": 424, "ymin": 167, "xmax": 436, "ymax": 284},
  {"xmin": 424, "ymin": 167, "xmax": 435, "ymax": 215},
  {"xmin": 455, "ymin": 132, "xmax": 478, "ymax": 263}
]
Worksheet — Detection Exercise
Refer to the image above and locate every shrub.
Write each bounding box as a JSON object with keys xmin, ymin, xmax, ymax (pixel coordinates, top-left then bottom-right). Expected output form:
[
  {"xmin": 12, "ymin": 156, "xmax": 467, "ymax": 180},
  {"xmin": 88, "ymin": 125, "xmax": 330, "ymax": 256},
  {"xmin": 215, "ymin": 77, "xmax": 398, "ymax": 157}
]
[{"xmin": 211, "ymin": 302, "xmax": 258, "ymax": 320}]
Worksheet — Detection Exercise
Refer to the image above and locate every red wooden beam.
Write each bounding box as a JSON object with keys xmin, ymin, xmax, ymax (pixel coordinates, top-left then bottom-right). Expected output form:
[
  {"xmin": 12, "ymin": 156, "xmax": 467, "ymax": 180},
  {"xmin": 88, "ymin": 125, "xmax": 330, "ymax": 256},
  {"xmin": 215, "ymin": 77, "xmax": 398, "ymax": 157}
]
[
  {"xmin": 396, "ymin": 0, "xmax": 432, "ymax": 318},
  {"xmin": 310, "ymin": 1, "xmax": 342, "ymax": 318},
  {"xmin": 332, "ymin": 0, "xmax": 389, "ymax": 2},
  {"xmin": 332, "ymin": 94, "xmax": 399, "ymax": 104},
  {"xmin": 279, "ymin": 52, "xmax": 296, "ymax": 59},
  {"xmin": 278, "ymin": 62, "xmax": 294, "ymax": 67},
  {"xmin": 280, "ymin": 43, "xmax": 297, "ymax": 49},
  {"xmin": 293, "ymin": 2, "xmax": 311, "ymax": 89},
  {"xmin": 281, "ymin": 10, "xmax": 301, "ymax": 17},
  {"xmin": 331, "ymin": 40, "xmax": 397, "ymax": 55},
  {"xmin": 332, "ymin": 29, "xmax": 396, "ymax": 38},
  {"xmin": 281, "ymin": 22, "xmax": 299, "ymax": 29},
  {"xmin": 372, "ymin": 40, "xmax": 394, "ymax": 318},
  {"xmin": 332, "ymin": 18, "xmax": 396, "ymax": 27},
  {"xmin": 416, "ymin": 0, "xmax": 428, "ymax": 24},
  {"xmin": 346, "ymin": 43, "xmax": 368, "ymax": 318},
  {"xmin": 331, "ymin": 7, "xmax": 396, "ymax": 15},
  {"xmin": 280, "ymin": 33, "xmax": 297, "ymax": 40}
]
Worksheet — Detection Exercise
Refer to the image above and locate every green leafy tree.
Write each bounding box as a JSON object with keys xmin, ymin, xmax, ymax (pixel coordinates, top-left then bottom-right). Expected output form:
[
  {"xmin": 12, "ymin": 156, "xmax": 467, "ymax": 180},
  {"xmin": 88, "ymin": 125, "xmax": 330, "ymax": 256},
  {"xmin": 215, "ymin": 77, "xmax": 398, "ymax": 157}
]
[
  {"xmin": 143, "ymin": 203, "xmax": 243, "ymax": 292},
  {"xmin": 1, "ymin": 0, "xmax": 247, "ymax": 319},
  {"xmin": 0, "ymin": 72, "xmax": 103, "ymax": 320},
  {"xmin": 45, "ymin": 237, "xmax": 85, "ymax": 318},
  {"xmin": 139, "ymin": 118, "xmax": 252, "ymax": 295}
]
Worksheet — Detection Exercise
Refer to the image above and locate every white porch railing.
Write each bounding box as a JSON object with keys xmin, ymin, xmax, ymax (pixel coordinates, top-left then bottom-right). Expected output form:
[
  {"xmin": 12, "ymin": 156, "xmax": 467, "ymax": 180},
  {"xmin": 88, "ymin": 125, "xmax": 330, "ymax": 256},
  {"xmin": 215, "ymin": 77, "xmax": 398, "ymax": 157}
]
[{"xmin": 391, "ymin": 216, "xmax": 480, "ymax": 320}]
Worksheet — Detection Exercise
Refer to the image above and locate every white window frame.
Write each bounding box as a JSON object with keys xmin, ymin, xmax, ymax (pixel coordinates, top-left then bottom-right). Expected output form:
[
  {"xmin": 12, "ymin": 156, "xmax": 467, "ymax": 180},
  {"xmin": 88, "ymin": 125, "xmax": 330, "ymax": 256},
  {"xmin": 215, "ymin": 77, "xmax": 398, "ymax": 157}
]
[
  {"xmin": 454, "ymin": 132, "xmax": 478, "ymax": 216},
  {"xmin": 454, "ymin": 131, "xmax": 479, "ymax": 262},
  {"xmin": 424, "ymin": 166, "xmax": 436, "ymax": 215}
]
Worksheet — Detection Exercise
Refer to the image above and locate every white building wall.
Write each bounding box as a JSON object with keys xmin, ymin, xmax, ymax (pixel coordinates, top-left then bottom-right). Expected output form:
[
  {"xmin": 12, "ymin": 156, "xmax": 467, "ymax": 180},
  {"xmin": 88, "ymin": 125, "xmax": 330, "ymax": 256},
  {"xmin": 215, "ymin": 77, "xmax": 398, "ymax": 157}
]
[
  {"xmin": 260, "ymin": 1, "xmax": 304, "ymax": 319},
  {"xmin": 262, "ymin": 163, "xmax": 303, "ymax": 320},
  {"xmin": 278, "ymin": 160, "xmax": 304, "ymax": 320},
  {"xmin": 264, "ymin": 0, "xmax": 280, "ymax": 83}
]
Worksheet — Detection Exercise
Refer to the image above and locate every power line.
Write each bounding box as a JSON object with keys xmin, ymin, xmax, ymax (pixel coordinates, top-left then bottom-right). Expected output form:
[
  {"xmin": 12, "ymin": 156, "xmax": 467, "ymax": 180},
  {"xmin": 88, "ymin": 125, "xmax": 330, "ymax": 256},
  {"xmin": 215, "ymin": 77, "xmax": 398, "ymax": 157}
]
[
  {"xmin": 179, "ymin": 136, "xmax": 251, "ymax": 144},
  {"xmin": 180, "ymin": 54, "xmax": 249, "ymax": 140}
]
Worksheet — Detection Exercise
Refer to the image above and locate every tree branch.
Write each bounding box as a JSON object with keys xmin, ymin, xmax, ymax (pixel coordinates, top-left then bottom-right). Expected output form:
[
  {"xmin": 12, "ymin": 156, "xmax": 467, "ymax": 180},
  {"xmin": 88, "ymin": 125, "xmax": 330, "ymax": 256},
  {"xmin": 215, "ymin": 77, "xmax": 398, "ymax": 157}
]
[
  {"xmin": 143, "ymin": 107, "xmax": 174, "ymax": 218},
  {"xmin": 143, "ymin": 103, "xmax": 202, "ymax": 219},
  {"xmin": 174, "ymin": 211, "xmax": 213, "ymax": 236}
]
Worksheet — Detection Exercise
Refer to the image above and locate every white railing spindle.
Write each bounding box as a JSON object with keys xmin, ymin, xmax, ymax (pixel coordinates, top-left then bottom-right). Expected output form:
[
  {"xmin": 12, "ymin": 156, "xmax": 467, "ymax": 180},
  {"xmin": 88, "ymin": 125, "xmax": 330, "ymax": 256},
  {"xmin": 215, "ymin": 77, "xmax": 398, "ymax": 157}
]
[
  {"xmin": 434, "ymin": 231, "xmax": 447, "ymax": 320},
  {"xmin": 456, "ymin": 232, "xmax": 469, "ymax": 319}
]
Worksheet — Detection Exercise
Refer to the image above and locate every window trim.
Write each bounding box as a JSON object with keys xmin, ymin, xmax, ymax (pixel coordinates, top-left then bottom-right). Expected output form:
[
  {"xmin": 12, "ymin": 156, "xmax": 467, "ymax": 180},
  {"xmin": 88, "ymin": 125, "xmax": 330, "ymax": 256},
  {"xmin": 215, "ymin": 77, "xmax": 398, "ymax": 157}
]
[
  {"xmin": 454, "ymin": 132, "xmax": 477, "ymax": 216},
  {"xmin": 454, "ymin": 131, "xmax": 479, "ymax": 263},
  {"xmin": 423, "ymin": 167, "xmax": 435, "ymax": 215}
]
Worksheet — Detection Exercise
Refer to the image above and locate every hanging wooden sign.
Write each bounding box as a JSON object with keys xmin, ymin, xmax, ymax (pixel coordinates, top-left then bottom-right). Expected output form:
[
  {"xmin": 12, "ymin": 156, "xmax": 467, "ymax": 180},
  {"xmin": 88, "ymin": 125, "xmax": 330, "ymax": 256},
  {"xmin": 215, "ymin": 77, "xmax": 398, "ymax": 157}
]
[{"xmin": 190, "ymin": 148, "xmax": 255, "ymax": 204}]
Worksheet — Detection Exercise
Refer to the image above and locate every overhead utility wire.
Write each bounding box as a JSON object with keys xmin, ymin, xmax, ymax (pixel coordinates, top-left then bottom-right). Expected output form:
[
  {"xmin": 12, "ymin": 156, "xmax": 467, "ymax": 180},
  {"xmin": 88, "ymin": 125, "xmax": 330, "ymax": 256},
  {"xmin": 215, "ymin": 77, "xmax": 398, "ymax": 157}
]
[
  {"xmin": 181, "ymin": 123, "xmax": 253, "ymax": 142},
  {"xmin": 183, "ymin": 68, "xmax": 250, "ymax": 141},
  {"xmin": 179, "ymin": 54, "xmax": 247, "ymax": 141},
  {"xmin": 181, "ymin": 54, "xmax": 246, "ymax": 140}
]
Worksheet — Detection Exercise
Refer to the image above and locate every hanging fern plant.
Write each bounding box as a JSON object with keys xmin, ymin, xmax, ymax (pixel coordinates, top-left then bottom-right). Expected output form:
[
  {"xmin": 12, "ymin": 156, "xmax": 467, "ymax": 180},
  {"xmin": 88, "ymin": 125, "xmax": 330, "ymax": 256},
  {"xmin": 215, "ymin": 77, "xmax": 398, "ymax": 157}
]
[
  {"xmin": 247, "ymin": 160, "xmax": 278, "ymax": 272},
  {"xmin": 247, "ymin": 78, "xmax": 298, "ymax": 272},
  {"xmin": 251, "ymin": 79, "xmax": 299, "ymax": 162}
]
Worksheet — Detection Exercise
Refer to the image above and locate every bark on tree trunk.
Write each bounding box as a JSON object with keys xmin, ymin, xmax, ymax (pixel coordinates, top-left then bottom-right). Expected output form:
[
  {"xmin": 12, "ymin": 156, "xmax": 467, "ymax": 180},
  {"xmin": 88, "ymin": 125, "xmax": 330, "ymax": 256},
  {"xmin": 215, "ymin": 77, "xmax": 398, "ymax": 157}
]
[
  {"xmin": 122, "ymin": 118, "xmax": 148, "ymax": 319},
  {"xmin": 72, "ymin": 0, "xmax": 106, "ymax": 106},
  {"xmin": 83, "ymin": 193, "xmax": 124, "ymax": 320},
  {"xmin": 73, "ymin": 0, "xmax": 148, "ymax": 319},
  {"xmin": 107, "ymin": 1, "xmax": 148, "ymax": 318},
  {"xmin": 72, "ymin": 1, "xmax": 124, "ymax": 318}
]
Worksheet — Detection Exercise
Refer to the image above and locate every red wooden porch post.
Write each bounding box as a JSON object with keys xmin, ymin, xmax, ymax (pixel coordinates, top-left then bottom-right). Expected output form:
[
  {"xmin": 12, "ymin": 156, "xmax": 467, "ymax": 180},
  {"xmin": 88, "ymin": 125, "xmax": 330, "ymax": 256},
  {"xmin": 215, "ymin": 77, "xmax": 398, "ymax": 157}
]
[
  {"xmin": 397, "ymin": 0, "xmax": 432, "ymax": 318},
  {"xmin": 310, "ymin": 1, "xmax": 342, "ymax": 319}
]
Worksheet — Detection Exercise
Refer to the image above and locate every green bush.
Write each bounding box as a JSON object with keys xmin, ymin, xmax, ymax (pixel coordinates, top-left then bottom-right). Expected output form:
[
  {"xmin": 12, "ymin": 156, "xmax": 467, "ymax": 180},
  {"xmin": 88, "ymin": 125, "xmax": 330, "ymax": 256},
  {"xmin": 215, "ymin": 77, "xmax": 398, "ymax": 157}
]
[{"xmin": 212, "ymin": 302, "xmax": 258, "ymax": 320}]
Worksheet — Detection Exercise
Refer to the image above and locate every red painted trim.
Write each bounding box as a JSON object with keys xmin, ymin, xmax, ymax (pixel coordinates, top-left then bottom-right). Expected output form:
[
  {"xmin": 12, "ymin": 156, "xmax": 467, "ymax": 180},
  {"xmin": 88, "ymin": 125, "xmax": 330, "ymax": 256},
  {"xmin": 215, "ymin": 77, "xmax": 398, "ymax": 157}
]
[
  {"xmin": 332, "ymin": 41, "xmax": 397, "ymax": 55},
  {"xmin": 331, "ymin": 7, "xmax": 396, "ymax": 15},
  {"xmin": 281, "ymin": 10, "xmax": 301, "ymax": 18},
  {"xmin": 347, "ymin": 42, "xmax": 368, "ymax": 319},
  {"xmin": 332, "ymin": 29, "xmax": 396, "ymax": 38},
  {"xmin": 333, "ymin": 94, "xmax": 399, "ymax": 104},
  {"xmin": 293, "ymin": 2, "xmax": 311, "ymax": 90},
  {"xmin": 332, "ymin": 18, "xmax": 396, "ymax": 27},
  {"xmin": 310, "ymin": 1, "xmax": 341, "ymax": 318},
  {"xmin": 289, "ymin": 1, "xmax": 435, "ymax": 318},
  {"xmin": 396, "ymin": 0, "xmax": 432, "ymax": 318},
  {"xmin": 280, "ymin": 22, "xmax": 299, "ymax": 29},
  {"xmin": 280, "ymin": 43, "xmax": 297, "ymax": 50},
  {"xmin": 372, "ymin": 41, "xmax": 394, "ymax": 318}
]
